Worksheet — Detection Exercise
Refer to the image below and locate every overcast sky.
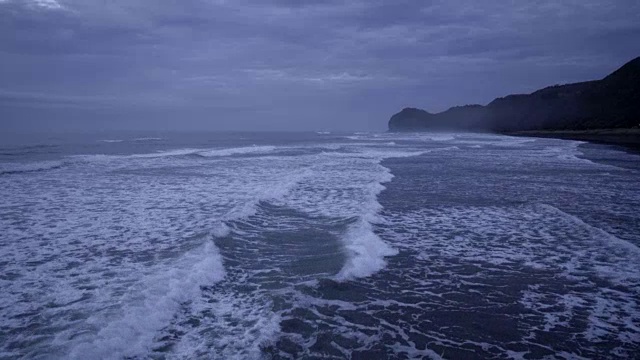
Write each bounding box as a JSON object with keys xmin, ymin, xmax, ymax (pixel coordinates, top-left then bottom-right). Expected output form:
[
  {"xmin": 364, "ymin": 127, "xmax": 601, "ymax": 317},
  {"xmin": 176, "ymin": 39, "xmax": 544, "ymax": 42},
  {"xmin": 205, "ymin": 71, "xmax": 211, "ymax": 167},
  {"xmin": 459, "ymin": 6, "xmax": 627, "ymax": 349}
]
[{"xmin": 1, "ymin": 0, "xmax": 639, "ymax": 132}]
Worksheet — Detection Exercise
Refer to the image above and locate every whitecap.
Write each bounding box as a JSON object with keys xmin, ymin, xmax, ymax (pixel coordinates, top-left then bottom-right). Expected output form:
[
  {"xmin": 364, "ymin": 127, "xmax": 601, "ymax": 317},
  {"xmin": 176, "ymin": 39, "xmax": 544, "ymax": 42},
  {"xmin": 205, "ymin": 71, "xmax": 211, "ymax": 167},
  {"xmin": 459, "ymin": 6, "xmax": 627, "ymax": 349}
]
[
  {"xmin": 66, "ymin": 241, "xmax": 225, "ymax": 360},
  {"xmin": 335, "ymin": 218, "xmax": 398, "ymax": 280},
  {"xmin": 197, "ymin": 145, "xmax": 276, "ymax": 157},
  {"xmin": 132, "ymin": 137, "xmax": 163, "ymax": 141}
]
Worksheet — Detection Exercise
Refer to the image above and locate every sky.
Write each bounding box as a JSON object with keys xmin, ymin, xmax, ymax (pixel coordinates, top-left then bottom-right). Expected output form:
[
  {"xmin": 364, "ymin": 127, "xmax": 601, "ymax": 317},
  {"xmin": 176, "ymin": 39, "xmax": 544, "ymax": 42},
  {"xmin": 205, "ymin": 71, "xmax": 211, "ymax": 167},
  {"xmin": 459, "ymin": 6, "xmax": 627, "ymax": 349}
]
[{"xmin": 1, "ymin": 0, "xmax": 639, "ymax": 132}]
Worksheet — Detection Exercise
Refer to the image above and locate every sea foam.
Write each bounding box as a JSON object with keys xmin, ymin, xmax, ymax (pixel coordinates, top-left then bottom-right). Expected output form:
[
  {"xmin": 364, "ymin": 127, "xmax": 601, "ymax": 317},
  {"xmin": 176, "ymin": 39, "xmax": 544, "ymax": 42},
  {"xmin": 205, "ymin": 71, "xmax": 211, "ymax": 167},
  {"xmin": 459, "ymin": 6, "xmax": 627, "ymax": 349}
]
[
  {"xmin": 335, "ymin": 218, "xmax": 398, "ymax": 280},
  {"xmin": 66, "ymin": 241, "xmax": 225, "ymax": 360}
]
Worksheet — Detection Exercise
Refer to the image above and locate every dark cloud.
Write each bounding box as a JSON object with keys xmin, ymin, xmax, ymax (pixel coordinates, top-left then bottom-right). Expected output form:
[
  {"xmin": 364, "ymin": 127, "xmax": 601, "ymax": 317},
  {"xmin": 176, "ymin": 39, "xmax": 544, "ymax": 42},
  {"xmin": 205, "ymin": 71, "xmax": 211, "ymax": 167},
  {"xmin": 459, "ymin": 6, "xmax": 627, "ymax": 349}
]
[{"xmin": 1, "ymin": 0, "xmax": 639, "ymax": 131}]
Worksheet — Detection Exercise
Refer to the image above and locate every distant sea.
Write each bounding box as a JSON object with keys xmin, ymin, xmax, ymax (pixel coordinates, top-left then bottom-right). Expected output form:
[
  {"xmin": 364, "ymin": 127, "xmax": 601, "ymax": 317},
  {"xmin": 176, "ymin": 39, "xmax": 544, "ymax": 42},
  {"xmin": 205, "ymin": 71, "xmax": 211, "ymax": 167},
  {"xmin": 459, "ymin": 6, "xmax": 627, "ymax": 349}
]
[{"xmin": 1, "ymin": 132, "xmax": 639, "ymax": 359}]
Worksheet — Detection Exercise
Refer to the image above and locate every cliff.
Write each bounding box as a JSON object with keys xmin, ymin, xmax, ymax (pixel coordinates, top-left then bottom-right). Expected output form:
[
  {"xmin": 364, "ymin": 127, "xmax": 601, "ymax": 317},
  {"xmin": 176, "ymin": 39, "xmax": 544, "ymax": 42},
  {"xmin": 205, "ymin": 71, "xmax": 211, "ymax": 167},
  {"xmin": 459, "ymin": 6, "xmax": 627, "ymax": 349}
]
[{"xmin": 388, "ymin": 56, "xmax": 640, "ymax": 132}]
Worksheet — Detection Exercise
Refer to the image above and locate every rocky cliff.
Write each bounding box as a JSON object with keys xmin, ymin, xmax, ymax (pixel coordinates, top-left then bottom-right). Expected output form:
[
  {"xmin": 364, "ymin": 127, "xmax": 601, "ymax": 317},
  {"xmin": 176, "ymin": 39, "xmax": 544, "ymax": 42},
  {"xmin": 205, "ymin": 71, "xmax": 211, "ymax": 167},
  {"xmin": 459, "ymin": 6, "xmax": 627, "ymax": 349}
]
[{"xmin": 388, "ymin": 57, "xmax": 640, "ymax": 132}]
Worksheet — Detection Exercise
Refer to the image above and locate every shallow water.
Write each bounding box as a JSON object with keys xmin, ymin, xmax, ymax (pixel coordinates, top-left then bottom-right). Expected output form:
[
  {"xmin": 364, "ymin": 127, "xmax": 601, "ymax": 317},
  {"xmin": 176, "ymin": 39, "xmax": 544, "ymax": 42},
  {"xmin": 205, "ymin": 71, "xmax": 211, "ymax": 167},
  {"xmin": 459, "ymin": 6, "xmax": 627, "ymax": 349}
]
[{"xmin": 0, "ymin": 132, "xmax": 639, "ymax": 359}]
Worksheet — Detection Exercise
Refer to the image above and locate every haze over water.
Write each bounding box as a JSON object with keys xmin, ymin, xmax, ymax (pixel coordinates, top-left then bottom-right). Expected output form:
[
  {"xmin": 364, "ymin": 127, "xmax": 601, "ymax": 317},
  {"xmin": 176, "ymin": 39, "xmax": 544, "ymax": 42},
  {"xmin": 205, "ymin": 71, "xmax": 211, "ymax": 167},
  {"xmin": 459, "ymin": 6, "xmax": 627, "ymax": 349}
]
[{"xmin": 1, "ymin": 132, "xmax": 639, "ymax": 359}]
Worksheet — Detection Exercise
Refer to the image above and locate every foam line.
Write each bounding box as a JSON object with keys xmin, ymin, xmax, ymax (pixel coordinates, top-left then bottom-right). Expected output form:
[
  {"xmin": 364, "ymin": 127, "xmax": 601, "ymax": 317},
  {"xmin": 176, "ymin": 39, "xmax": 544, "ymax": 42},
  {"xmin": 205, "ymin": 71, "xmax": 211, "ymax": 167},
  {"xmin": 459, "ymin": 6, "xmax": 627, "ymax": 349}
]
[
  {"xmin": 197, "ymin": 145, "xmax": 276, "ymax": 157},
  {"xmin": 132, "ymin": 137, "xmax": 163, "ymax": 141},
  {"xmin": 537, "ymin": 204, "xmax": 640, "ymax": 256},
  {"xmin": 73, "ymin": 145, "xmax": 278, "ymax": 161}
]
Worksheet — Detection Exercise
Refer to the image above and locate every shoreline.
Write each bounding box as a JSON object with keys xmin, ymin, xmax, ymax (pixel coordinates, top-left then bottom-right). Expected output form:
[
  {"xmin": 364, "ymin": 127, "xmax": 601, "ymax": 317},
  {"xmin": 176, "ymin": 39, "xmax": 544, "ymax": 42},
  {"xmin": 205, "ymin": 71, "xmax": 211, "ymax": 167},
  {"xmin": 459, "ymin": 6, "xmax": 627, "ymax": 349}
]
[{"xmin": 504, "ymin": 129, "xmax": 640, "ymax": 154}]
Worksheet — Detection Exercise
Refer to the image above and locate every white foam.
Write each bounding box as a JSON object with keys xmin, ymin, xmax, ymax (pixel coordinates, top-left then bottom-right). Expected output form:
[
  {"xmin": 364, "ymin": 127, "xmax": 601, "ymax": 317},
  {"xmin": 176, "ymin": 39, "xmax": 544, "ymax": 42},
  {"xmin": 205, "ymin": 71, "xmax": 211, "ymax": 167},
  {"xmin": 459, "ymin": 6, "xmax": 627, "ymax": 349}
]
[
  {"xmin": 425, "ymin": 134, "xmax": 456, "ymax": 141},
  {"xmin": 71, "ymin": 148, "xmax": 204, "ymax": 161},
  {"xmin": 540, "ymin": 142, "xmax": 629, "ymax": 171},
  {"xmin": 132, "ymin": 137, "xmax": 162, "ymax": 141},
  {"xmin": 66, "ymin": 241, "xmax": 225, "ymax": 360},
  {"xmin": 335, "ymin": 218, "xmax": 398, "ymax": 280},
  {"xmin": 172, "ymin": 291, "xmax": 282, "ymax": 360},
  {"xmin": 222, "ymin": 167, "xmax": 314, "ymax": 223},
  {"xmin": 452, "ymin": 135, "xmax": 537, "ymax": 148},
  {"xmin": 74, "ymin": 145, "xmax": 278, "ymax": 162},
  {"xmin": 211, "ymin": 221, "xmax": 231, "ymax": 237},
  {"xmin": 197, "ymin": 145, "xmax": 276, "ymax": 157},
  {"xmin": 0, "ymin": 133, "xmax": 476, "ymax": 358},
  {"xmin": 538, "ymin": 204, "xmax": 640, "ymax": 257},
  {"xmin": 130, "ymin": 148, "xmax": 204, "ymax": 158},
  {"xmin": 98, "ymin": 139, "xmax": 123, "ymax": 143},
  {"xmin": 381, "ymin": 202, "xmax": 640, "ymax": 354}
]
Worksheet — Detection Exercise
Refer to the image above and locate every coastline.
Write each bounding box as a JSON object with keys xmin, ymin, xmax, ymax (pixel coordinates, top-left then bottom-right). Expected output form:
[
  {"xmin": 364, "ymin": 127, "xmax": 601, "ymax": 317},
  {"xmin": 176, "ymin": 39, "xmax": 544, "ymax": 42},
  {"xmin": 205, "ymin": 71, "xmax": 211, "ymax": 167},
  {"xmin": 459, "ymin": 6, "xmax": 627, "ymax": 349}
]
[{"xmin": 504, "ymin": 128, "xmax": 640, "ymax": 153}]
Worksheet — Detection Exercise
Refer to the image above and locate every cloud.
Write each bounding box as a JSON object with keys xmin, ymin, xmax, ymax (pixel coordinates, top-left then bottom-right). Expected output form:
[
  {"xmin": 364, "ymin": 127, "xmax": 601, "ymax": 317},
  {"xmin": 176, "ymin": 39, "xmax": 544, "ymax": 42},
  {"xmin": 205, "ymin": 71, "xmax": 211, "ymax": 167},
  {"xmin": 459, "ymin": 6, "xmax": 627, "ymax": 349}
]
[
  {"xmin": 2, "ymin": 0, "xmax": 639, "ymax": 131},
  {"xmin": 0, "ymin": 88, "xmax": 186, "ymax": 109},
  {"xmin": 29, "ymin": 0, "xmax": 63, "ymax": 9},
  {"xmin": 1, "ymin": 0, "xmax": 64, "ymax": 10},
  {"xmin": 241, "ymin": 68, "xmax": 402, "ymax": 85}
]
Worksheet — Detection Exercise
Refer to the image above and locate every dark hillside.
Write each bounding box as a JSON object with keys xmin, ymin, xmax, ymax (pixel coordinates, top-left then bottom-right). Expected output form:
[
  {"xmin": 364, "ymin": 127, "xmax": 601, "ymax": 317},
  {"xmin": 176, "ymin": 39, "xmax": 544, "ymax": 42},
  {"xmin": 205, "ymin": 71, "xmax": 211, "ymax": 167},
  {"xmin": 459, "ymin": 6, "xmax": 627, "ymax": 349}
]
[{"xmin": 389, "ymin": 57, "xmax": 640, "ymax": 132}]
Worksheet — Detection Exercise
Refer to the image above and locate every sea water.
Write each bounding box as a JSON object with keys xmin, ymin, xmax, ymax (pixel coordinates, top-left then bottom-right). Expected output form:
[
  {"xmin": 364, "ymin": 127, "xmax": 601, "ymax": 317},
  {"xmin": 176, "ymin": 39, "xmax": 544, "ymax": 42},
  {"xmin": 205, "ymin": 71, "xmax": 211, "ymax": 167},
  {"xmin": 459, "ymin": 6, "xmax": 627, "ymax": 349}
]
[{"xmin": 0, "ymin": 132, "xmax": 639, "ymax": 359}]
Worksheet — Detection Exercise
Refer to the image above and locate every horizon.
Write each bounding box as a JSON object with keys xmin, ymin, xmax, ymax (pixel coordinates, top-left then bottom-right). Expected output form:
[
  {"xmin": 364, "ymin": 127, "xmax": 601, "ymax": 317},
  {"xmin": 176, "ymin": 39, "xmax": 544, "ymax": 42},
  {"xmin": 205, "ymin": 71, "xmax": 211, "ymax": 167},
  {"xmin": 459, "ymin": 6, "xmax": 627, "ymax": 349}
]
[{"xmin": 2, "ymin": 0, "xmax": 640, "ymax": 132}]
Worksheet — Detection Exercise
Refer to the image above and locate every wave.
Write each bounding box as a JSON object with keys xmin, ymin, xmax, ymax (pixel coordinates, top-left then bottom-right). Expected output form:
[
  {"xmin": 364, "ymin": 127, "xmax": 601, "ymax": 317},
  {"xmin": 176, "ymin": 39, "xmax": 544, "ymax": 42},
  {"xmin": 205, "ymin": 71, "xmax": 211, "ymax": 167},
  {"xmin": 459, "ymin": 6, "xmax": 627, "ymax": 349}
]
[
  {"xmin": 196, "ymin": 145, "xmax": 277, "ymax": 158},
  {"xmin": 321, "ymin": 147, "xmax": 456, "ymax": 161},
  {"xmin": 132, "ymin": 137, "xmax": 163, "ymax": 141},
  {"xmin": 98, "ymin": 139, "xmax": 124, "ymax": 143},
  {"xmin": 336, "ymin": 218, "xmax": 398, "ymax": 280},
  {"xmin": 76, "ymin": 143, "xmax": 432, "ymax": 165},
  {"xmin": 71, "ymin": 149, "xmax": 202, "ymax": 162},
  {"xmin": 220, "ymin": 168, "xmax": 315, "ymax": 224},
  {"xmin": 67, "ymin": 240, "xmax": 225, "ymax": 360},
  {"xmin": 74, "ymin": 145, "xmax": 279, "ymax": 162},
  {"xmin": 254, "ymin": 146, "xmax": 455, "ymax": 281},
  {"xmin": 331, "ymin": 146, "xmax": 459, "ymax": 280},
  {"xmin": 426, "ymin": 134, "xmax": 456, "ymax": 141},
  {"xmin": 130, "ymin": 148, "xmax": 204, "ymax": 159},
  {"xmin": 0, "ymin": 160, "xmax": 66, "ymax": 175},
  {"xmin": 533, "ymin": 141, "xmax": 629, "ymax": 171},
  {"xmin": 169, "ymin": 290, "xmax": 282, "ymax": 360},
  {"xmin": 313, "ymin": 142, "xmax": 397, "ymax": 151},
  {"xmin": 201, "ymin": 146, "xmax": 420, "ymax": 282},
  {"xmin": 537, "ymin": 204, "xmax": 640, "ymax": 257},
  {"xmin": 335, "ymin": 159, "xmax": 398, "ymax": 280}
]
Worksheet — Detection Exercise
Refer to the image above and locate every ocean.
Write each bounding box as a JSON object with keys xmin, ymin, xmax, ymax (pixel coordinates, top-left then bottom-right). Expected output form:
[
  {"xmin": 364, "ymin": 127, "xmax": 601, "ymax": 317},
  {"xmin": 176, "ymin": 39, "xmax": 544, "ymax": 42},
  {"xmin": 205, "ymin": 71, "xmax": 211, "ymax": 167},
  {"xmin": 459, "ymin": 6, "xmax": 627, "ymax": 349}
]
[{"xmin": 0, "ymin": 132, "xmax": 639, "ymax": 359}]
